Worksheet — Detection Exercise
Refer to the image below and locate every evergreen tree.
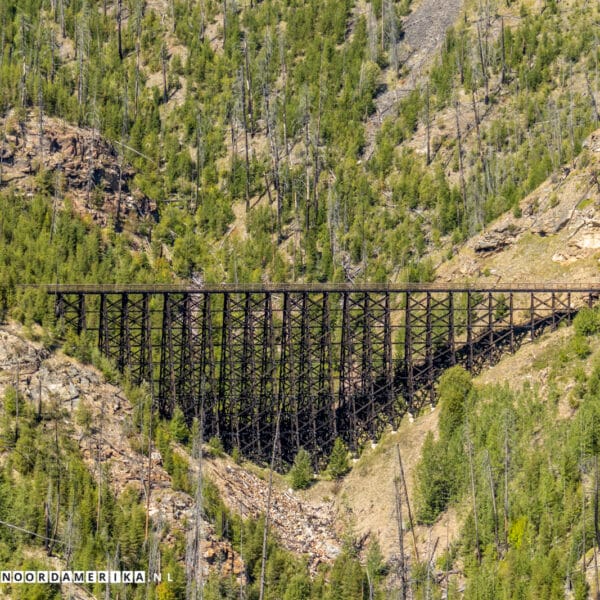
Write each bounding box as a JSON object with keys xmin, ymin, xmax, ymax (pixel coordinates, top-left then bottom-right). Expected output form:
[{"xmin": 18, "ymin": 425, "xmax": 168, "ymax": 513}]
[
  {"xmin": 289, "ymin": 448, "xmax": 313, "ymax": 490},
  {"xmin": 326, "ymin": 437, "xmax": 350, "ymax": 479}
]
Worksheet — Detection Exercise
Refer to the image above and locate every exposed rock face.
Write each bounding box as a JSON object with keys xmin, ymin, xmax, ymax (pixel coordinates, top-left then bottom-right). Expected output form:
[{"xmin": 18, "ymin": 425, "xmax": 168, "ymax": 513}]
[
  {"xmin": 0, "ymin": 111, "xmax": 156, "ymax": 229},
  {"xmin": 363, "ymin": 0, "xmax": 464, "ymax": 158},
  {"xmin": 468, "ymin": 131, "xmax": 600, "ymax": 260}
]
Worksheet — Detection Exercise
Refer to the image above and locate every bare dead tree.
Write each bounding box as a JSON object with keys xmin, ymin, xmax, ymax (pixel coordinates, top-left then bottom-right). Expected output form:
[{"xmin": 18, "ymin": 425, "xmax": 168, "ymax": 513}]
[
  {"xmin": 161, "ymin": 43, "xmax": 169, "ymax": 104},
  {"xmin": 425, "ymin": 83, "xmax": 431, "ymax": 165},
  {"xmin": 394, "ymin": 474, "xmax": 406, "ymax": 600},
  {"xmin": 367, "ymin": 4, "xmax": 378, "ymax": 63},
  {"xmin": 186, "ymin": 418, "xmax": 205, "ymax": 600},
  {"xmin": 311, "ymin": 50, "xmax": 325, "ymax": 226},
  {"xmin": 386, "ymin": 0, "xmax": 400, "ymax": 75},
  {"xmin": 58, "ymin": 0, "xmax": 65, "ymax": 37},
  {"xmin": 134, "ymin": 1, "xmax": 143, "ymax": 118},
  {"xmin": 147, "ymin": 518, "xmax": 163, "ymax": 599},
  {"xmin": 259, "ymin": 409, "xmax": 281, "ymax": 600},
  {"xmin": 243, "ymin": 38, "xmax": 255, "ymax": 134},
  {"xmin": 397, "ymin": 444, "xmax": 419, "ymax": 563},
  {"xmin": 568, "ymin": 63, "xmax": 575, "ymax": 157},
  {"xmin": 594, "ymin": 455, "xmax": 599, "ymax": 599},
  {"xmin": 117, "ymin": 0, "xmax": 123, "ymax": 60},
  {"xmin": 454, "ymin": 100, "xmax": 467, "ymax": 221},
  {"xmin": 303, "ymin": 94, "xmax": 311, "ymax": 231},
  {"xmin": 86, "ymin": 108, "xmax": 98, "ymax": 206},
  {"xmin": 476, "ymin": 19, "xmax": 489, "ymax": 103},
  {"xmin": 239, "ymin": 63, "xmax": 251, "ymax": 212},
  {"xmin": 466, "ymin": 431, "xmax": 481, "ymax": 563},
  {"xmin": 264, "ymin": 90, "xmax": 282, "ymax": 240},
  {"xmin": 222, "ymin": 0, "xmax": 228, "ymax": 47},
  {"xmin": 44, "ymin": 485, "xmax": 52, "ymax": 555},
  {"xmin": 144, "ymin": 389, "xmax": 154, "ymax": 543},
  {"xmin": 500, "ymin": 17, "xmax": 507, "ymax": 84},
  {"xmin": 195, "ymin": 114, "xmax": 206, "ymax": 212},
  {"xmin": 0, "ymin": 111, "xmax": 6, "ymax": 187},
  {"xmin": 229, "ymin": 92, "xmax": 240, "ymax": 198},
  {"xmin": 484, "ymin": 449, "xmax": 500, "ymax": 552},
  {"xmin": 198, "ymin": 0, "xmax": 206, "ymax": 43},
  {"xmin": 279, "ymin": 32, "xmax": 291, "ymax": 197},
  {"xmin": 49, "ymin": 28, "xmax": 56, "ymax": 83},
  {"xmin": 585, "ymin": 72, "xmax": 600, "ymax": 124}
]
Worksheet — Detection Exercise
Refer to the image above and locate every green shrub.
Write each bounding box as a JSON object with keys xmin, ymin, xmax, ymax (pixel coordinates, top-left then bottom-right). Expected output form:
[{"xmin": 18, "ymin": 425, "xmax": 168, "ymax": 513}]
[
  {"xmin": 169, "ymin": 407, "xmax": 189, "ymax": 445},
  {"xmin": 231, "ymin": 446, "xmax": 242, "ymax": 464},
  {"xmin": 3, "ymin": 386, "xmax": 18, "ymax": 417},
  {"xmin": 573, "ymin": 306, "xmax": 600, "ymax": 337},
  {"xmin": 207, "ymin": 436, "xmax": 224, "ymax": 457},
  {"xmin": 415, "ymin": 431, "xmax": 453, "ymax": 524},
  {"xmin": 437, "ymin": 366, "xmax": 473, "ymax": 441},
  {"xmin": 569, "ymin": 334, "xmax": 591, "ymax": 359},
  {"xmin": 289, "ymin": 448, "xmax": 313, "ymax": 490}
]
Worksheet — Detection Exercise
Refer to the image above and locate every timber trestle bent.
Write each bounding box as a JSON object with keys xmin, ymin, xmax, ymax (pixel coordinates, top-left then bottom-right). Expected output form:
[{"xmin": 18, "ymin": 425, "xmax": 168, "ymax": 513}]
[{"xmin": 38, "ymin": 284, "xmax": 600, "ymax": 465}]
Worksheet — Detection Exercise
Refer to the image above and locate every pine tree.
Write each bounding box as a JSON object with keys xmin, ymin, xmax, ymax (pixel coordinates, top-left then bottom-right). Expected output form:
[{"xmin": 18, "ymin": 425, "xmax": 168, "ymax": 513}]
[
  {"xmin": 289, "ymin": 448, "xmax": 312, "ymax": 490},
  {"xmin": 327, "ymin": 437, "xmax": 350, "ymax": 479}
]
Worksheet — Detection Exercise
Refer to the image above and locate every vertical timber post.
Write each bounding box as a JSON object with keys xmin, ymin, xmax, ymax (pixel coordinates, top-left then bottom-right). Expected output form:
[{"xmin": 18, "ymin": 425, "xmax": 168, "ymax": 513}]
[
  {"xmin": 77, "ymin": 293, "xmax": 86, "ymax": 335},
  {"xmin": 404, "ymin": 292, "xmax": 414, "ymax": 412},
  {"xmin": 257, "ymin": 292, "xmax": 275, "ymax": 458},
  {"xmin": 319, "ymin": 292, "xmax": 336, "ymax": 441},
  {"xmin": 119, "ymin": 292, "xmax": 130, "ymax": 372},
  {"xmin": 55, "ymin": 293, "xmax": 65, "ymax": 331},
  {"xmin": 99, "ymin": 293, "xmax": 108, "ymax": 354},
  {"xmin": 278, "ymin": 292, "xmax": 292, "ymax": 460},
  {"xmin": 362, "ymin": 293, "xmax": 375, "ymax": 441},
  {"xmin": 340, "ymin": 291, "xmax": 357, "ymax": 451},
  {"xmin": 530, "ymin": 292, "xmax": 535, "ymax": 341},
  {"xmin": 466, "ymin": 291, "xmax": 473, "ymax": 372},
  {"xmin": 509, "ymin": 292, "xmax": 514, "ymax": 354},
  {"xmin": 141, "ymin": 293, "xmax": 153, "ymax": 393},
  {"xmin": 383, "ymin": 292, "xmax": 394, "ymax": 423},
  {"xmin": 448, "ymin": 291, "xmax": 456, "ymax": 366},
  {"xmin": 218, "ymin": 292, "xmax": 231, "ymax": 450},
  {"xmin": 425, "ymin": 292, "xmax": 433, "ymax": 404},
  {"xmin": 159, "ymin": 293, "xmax": 175, "ymax": 417},
  {"xmin": 488, "ymin": 292, "xmax": 494, "ymax": 359}
]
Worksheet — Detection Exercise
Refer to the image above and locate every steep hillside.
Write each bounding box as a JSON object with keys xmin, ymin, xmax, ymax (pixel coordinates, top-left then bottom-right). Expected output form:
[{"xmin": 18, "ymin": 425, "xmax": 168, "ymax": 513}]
[
  {"xmin": 0, "ymin": 323, "xmax": 343, "ymax": 551},
  {"xmin": 3, "ymin": 0, "xmax": 598, "ymax": 285},
  {"xmin": 437, "ymin": 128, "xmax": 600, "ymax": 284}
]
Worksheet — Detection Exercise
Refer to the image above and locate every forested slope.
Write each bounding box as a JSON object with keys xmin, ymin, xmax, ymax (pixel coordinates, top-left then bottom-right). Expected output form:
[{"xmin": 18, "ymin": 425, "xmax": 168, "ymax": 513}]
[{"xmin": 2, "ymin": 0, "xmax": 598, "ymax": 286}]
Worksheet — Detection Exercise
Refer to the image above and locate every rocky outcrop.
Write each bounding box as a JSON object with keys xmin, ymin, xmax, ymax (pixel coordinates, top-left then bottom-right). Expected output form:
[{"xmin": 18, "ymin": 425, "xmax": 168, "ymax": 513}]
[
  {"xmin": 0, "ymin": 326, "xmax": 242, "ymax": 581},
  {"xmin": 468, "ymin": 134, "xmax": 600, "ymax": 259},
  {"xmin": 363, "ymin": 0, "xmax": 465, "ymax": 158},
  {"xmin": 0, "ymin": 111, "xmax": 156, "ymax": 229},
  {"xmin": 473, "ymin": 221, "xmax": 522, "ymax": 253}
]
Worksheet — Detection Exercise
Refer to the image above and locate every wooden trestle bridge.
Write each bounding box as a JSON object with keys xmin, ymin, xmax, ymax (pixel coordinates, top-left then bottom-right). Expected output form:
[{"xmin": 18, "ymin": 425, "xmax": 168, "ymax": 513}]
[{"xmin": 40, "ymin": 283, "xmax": 600, "ymax": 465}]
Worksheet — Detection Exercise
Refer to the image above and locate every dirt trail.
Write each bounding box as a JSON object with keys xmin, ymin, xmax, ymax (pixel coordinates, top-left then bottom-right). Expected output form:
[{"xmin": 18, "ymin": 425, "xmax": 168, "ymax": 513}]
[{"xmin": 364, "ymin": 0, "xmax": 464, "ymax": 158}]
